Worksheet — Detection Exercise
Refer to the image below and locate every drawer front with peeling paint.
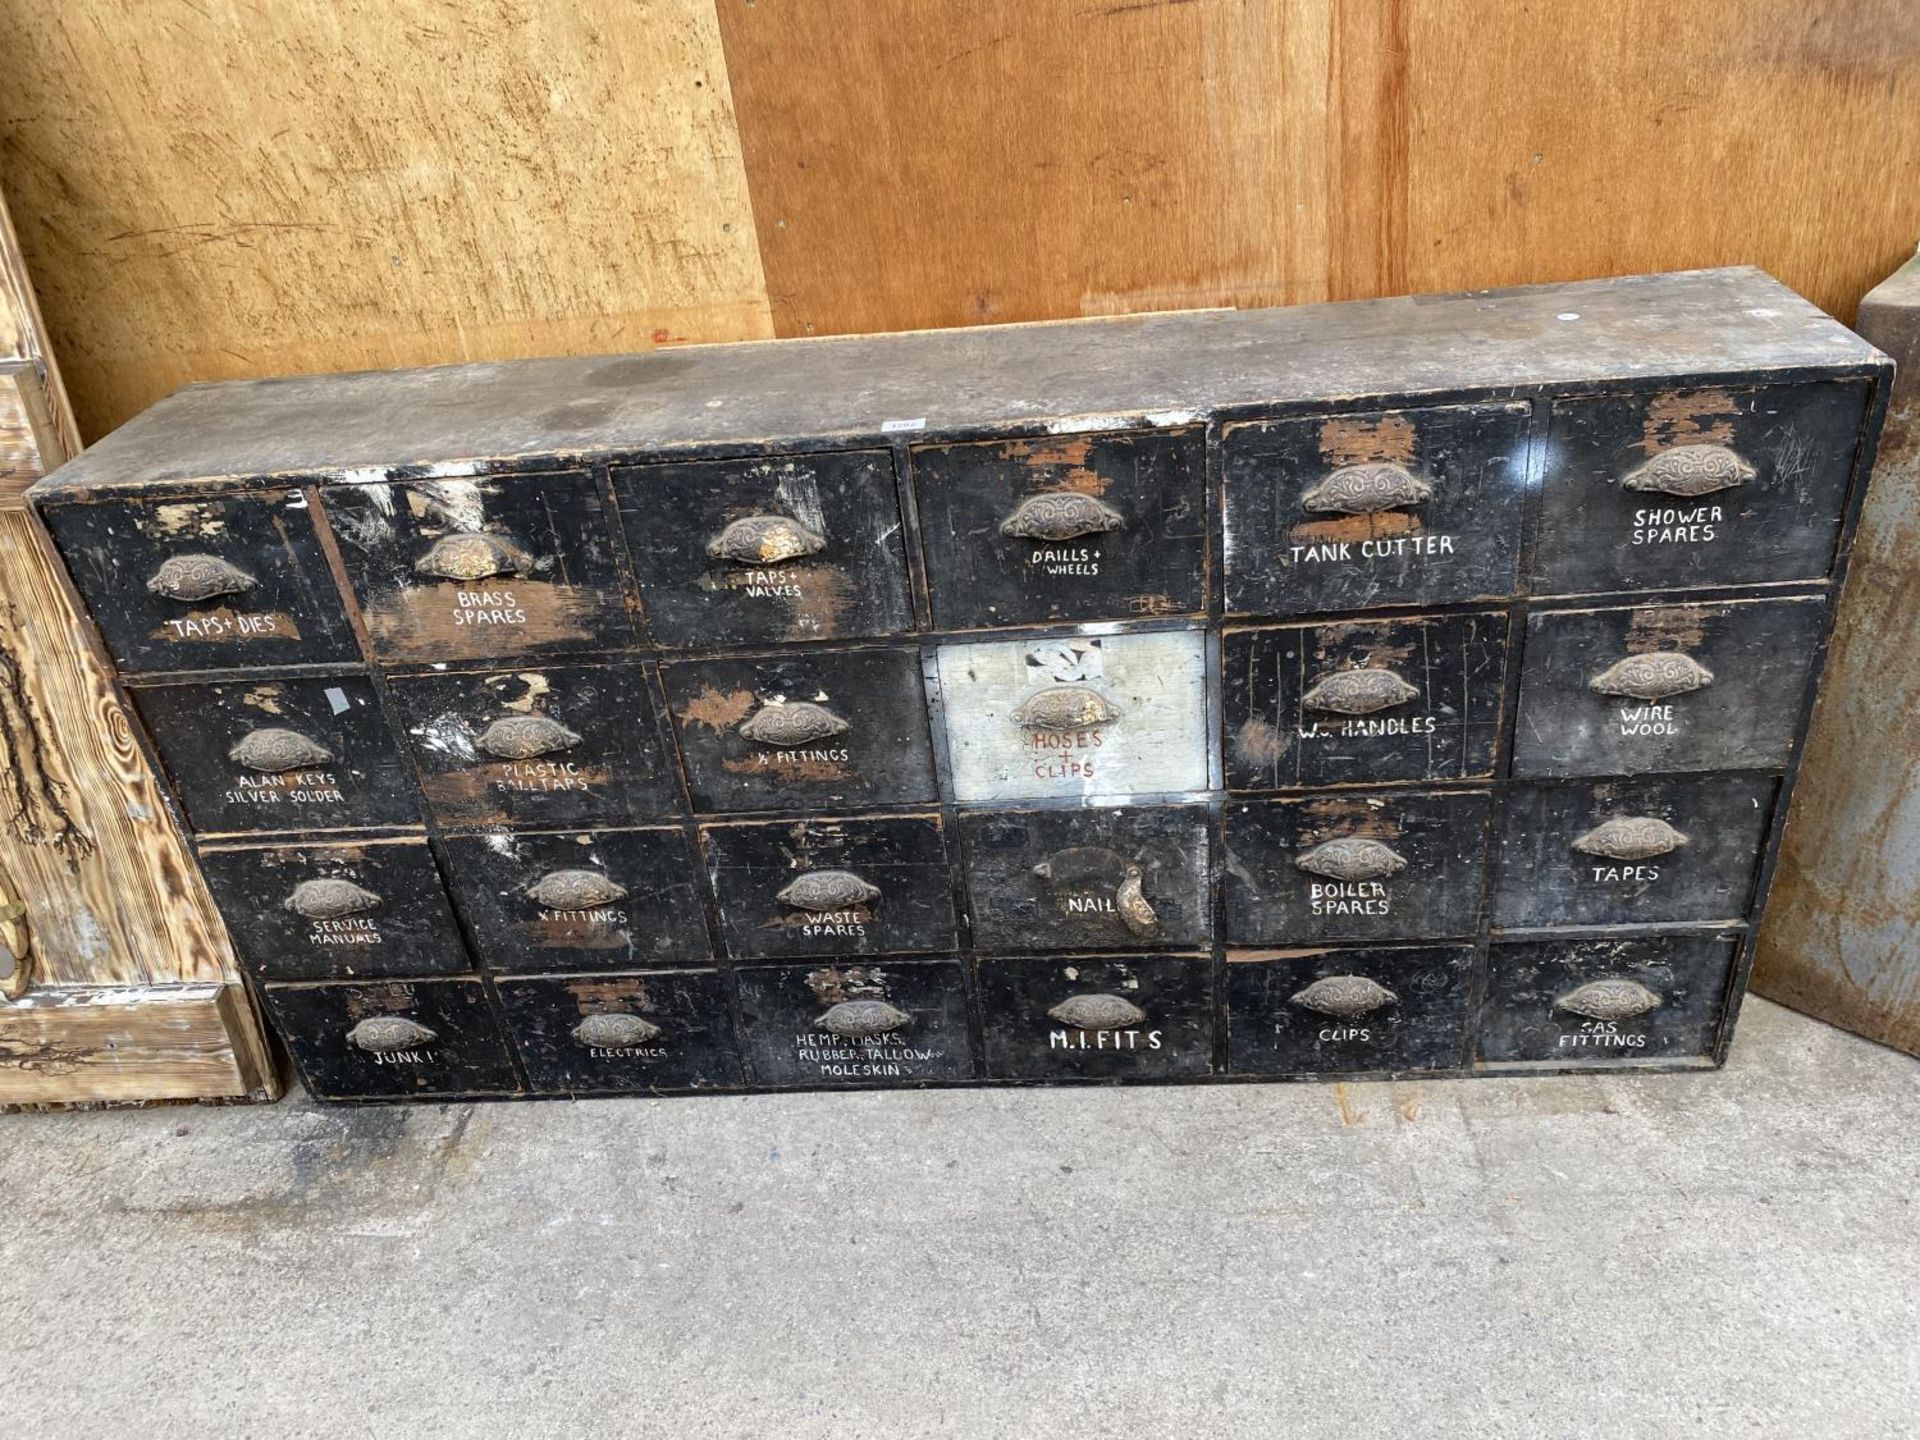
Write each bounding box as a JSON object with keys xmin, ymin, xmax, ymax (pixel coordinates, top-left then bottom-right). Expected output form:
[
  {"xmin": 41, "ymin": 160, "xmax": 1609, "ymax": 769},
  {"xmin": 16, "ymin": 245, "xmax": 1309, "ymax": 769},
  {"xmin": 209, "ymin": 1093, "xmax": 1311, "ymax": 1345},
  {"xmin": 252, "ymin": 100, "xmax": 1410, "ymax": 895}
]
[
  {"xmin": 384, "ymin": 662, "xmax": 681, "ymax": 830},
  {"xmin": 700, "ymin": 813, "xmax": 957, "ymax": 960},
  {"xmin": 660, "ymin": 647, "xmax": 938, "ymax": 814},
  {"xmin": 911, "ymin": 428, "xmax": 1206, "ymax": 629},
  {"xmin": 977, "ymin": 953, "xmax": 1214, "ymax": 1080},
  {"xmin": 133, "ymin": 672, "xmax": 421, "ymax": 834},
  {"xmin": 1225, "ymin": 944, "xmax": 1473, "ymax": 1075},
  {"xmin": 1224, "ymin": 611, "xmax": 1508, "ymax": 790},
  {"xmin": 495, "ymin": 970, "xmax": 744, "ymax": 1093},
  {"xmin": 264, "ymin": 978, "xmax": 521, "ymax": 1099},
  {"xmin": 612, "ymin": 450, "xmax": 913, "ymax": 648},
  {"xmin": 321, "ymin": 470, "xmax": 633, "ymax": 662},
  {"xmin": 439, "ymin": 826, "xmax": 710, "ymax": 974},
  {"xmin": 40, "ymin": 490, "xmax": 360, "ymax": 673},
  {"xmin": 1532, "ymin": 382, "xmax": 1869, "ymax": 596},
  {"xmin": 1493, "ymin": 774, "xmax": 1777, "ymax": 928},
  {"xmin": 1224, "ymin": 788, "xmax": 1492, "ymax": 945},
  {"xmin": 959, "ymin": 803, "xmax": 1212, "ymax": 954},
  {"xmin": 733, "ymin": 959, "xmax": 975, "ymax": 1086},
  {"xmin": 935, "ymin": 629, "xmax": 1210, "ymax": 803},
  {"xmin": 1476, "ymin": 930, "xmax": 1741, "ymax": 1065},
  {"xmin": 1511, "ymin": 596, "xmax": 1827, "ymax": 778},
  {"xmin": 199, "ymin": 835, "xmax": 469, "ymax": 981},
  {"xmin": 1221, "ymin": 402, "xmax": 1530, "ymax": 617}
]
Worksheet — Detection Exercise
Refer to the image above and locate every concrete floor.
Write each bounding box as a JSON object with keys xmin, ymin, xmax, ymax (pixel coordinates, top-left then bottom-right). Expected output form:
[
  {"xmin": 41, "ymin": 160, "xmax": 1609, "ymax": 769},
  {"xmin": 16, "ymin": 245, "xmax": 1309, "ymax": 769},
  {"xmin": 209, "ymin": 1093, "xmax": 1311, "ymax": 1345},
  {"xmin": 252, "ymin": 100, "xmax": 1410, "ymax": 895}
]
[{"xmin": 1, "ymin": 997, "xmax": 1915, "ymax": 1439}]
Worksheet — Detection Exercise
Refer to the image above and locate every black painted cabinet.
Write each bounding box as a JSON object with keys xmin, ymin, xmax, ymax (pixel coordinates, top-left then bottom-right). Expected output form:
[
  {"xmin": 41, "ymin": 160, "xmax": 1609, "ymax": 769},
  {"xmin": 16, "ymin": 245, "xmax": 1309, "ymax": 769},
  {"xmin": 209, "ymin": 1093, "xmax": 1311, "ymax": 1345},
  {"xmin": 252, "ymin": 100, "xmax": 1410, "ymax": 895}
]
[{"xmin": 30, "ymin": 269, "xmax": 1886, "ymax": 1101}]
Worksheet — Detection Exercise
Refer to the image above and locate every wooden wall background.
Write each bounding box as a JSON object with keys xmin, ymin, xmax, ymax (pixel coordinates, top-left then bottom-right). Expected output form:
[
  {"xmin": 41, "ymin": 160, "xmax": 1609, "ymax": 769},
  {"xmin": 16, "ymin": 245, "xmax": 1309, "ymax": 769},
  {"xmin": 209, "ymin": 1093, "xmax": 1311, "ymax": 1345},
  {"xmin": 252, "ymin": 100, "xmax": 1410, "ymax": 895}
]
[{"xmin": 0, "ymin": 0, "xmax": 1915, "ymax": 442}]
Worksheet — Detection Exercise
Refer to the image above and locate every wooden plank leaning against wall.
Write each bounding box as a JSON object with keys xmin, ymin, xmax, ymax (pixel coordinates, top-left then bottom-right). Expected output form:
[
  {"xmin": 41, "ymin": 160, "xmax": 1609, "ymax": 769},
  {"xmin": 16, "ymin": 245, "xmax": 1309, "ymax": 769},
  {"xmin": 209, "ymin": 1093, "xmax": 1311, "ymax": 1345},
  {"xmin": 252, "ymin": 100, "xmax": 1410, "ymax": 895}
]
[{"xmin": 0, "ymin": 190, "xmax": 276, "ymax": 1104}]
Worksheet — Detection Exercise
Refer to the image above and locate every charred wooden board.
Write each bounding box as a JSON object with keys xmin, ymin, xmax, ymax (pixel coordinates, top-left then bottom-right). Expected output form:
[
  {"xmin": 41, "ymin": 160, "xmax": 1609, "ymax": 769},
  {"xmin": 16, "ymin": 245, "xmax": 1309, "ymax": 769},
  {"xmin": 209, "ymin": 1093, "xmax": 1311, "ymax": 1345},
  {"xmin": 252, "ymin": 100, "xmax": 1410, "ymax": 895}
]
[
  {"xmin": 732, "ymin": 958, "xmax": 974, "ymax": 1085},
  {"xmin": 1225, "ymin": 944, "xmax": 1473, "ymax": 1075},
  {"xmin": 133, "ymin": 672, "xmax": 421, "ymax": 834},
  {"xmin": 40, "ymin": 489, "xmax": 358, "ymax": 672},
  {"xmin": 1476, "ymin": 930, "xmax": 1740, "ymax": 1065},
  {"xmin": 1512, "ymin": 596, "xmax": 1828, "ymax": 777},
  {"xmin": 439, "ymin": 826, "xmax": 711, "ymax": 973},
  {"xmin": 494, "ymin": 970, "xmax": 744, "ymax": 1094},
  {"xmin": 199, "ymin": 835, "xmax": 470, "ymax": 981},
  {"xmin": 910, "ymin": 428, "xmax": 1205, "ymax": 628},
  {"xmin": 1493, "ymin": 775, "xmax": 1777, "ymax": 928},
  {"xmin": 1224, "ymin": 611, "xmax": 1508, "ymax": 789},
  {"xmin": 935, "ymin": 629, "xmax": 1209, "ymax": 803},
  {"xmin": 321, "ymin": 471, "xmax": 632, "ymax": 662},
  {"xmin": 959, "ymin": 803, "xmax": 1212, "ymax": 953},
  {"xmin": 1222, "ymin": 402, "xmax": 1529, "ymax": 617},
  {"xmin": 1223, "ymin": 788, "xmax": 1492, "ymax": 945},
  {"xmin": 1533, "ymin": 381, "xmax": 1869, "ymax": 596},
  {"xmin": 700, "ymin": 812, "xmax": 957, "ymax": 960},
  {"xmin": 385, "ymin": 662, "xmax": 681, "ymax": 829},
  {"xmin": 264, "ymin": 978, "xmax": 520, "ymax": 1099},
  {"xmin": 612, "ymin": 450, "xmax": 913, "ymax": 648},
  {"xmin": 660, "ymin": 646, "xmax": 937, "ymax": 814},
  {"xmin": 977, "ymin": 952, "xmax": 1215, "ymax": 1080}
]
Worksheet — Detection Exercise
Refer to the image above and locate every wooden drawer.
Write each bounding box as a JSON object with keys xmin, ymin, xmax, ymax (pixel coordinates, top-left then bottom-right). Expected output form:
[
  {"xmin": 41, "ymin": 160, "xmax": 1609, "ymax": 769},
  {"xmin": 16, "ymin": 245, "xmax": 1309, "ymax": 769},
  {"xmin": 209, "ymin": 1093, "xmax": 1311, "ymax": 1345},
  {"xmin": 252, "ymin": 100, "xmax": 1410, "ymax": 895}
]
[
  {"xmin": 612, "ymin": 450, "xmax": 913, "ymax": 648},
  {"xmin": 385, "ymin": 661, "xmax": 681, "ymax": 829},
  {"xmin": 733, "ymin": 959, "xmax": 975, "ymax": 1086},
  {"xmin": 320, "ymin": 470, "xmax": 632, "ymax": 662},
  {"xmin": 1225, "ymin": 944, "xmax": 1473, "ymax": 1076},
  {"xmin": 40, "ymin": 488, "xmax": 359, "ymax": 673},
  {"xmin": 439, "ymin": 826, "xmax": 711, "ymax": 974},
  {"xmin": 1532, "ymin": 381, "xmax": 1868, "ymax": 596},
  {"xmin": 1511, "ymin": 596, "xmax": 1827, "ymax": 777},
  {"xmin": 977, "ymin": 953, "xmax": 1215, "ymax": 1080},
  {"xmin": 1221, "ymin": 402, "xmax": 1530, "ymax": 617},
  {"xmin": 1476, "ymin": 930, "xmax": 1740, "ymax": 1065},
  {"xmin": 959, "ymin": 803, "xmax": 1212, "ymax": 954},
  {"xmin": 199, "ymin": 835, "xmax": 468, "ymax": 982},
  {"xmin": 700, "ymin": 812, "xmax": 957, "ymax": 961},
  {"xmin": 660, "ymin": 646, "xmax": 938, "ymax": 814},
  {"xmin": 133, "ymin": 672, "xmax": 421, "ymax": 834},
  {"xmin": 1224, "ymin": 611, "xmax": 1508, "ymax": 790},
  {"xmin": 935, "ymin": 629, "xmax": 1209, "ymax": 803},
  {"xmin": 264, "ymin": 978, "xmax": 520, "ymax": 1099},
  {"xmin": 495, "ymin": 970, "xmax": 744, "ymax": 1094},
  {"xmin": 1224, "ymin": 788, "xmax": 1492, "ymax": 945},
  {"xmin": 911, "ymin": 428, "xmax": 1206, "ymax": 629},
  {"xmin": 1494, "ymin": 775, "xmax": 1776, "ymax": 928}
]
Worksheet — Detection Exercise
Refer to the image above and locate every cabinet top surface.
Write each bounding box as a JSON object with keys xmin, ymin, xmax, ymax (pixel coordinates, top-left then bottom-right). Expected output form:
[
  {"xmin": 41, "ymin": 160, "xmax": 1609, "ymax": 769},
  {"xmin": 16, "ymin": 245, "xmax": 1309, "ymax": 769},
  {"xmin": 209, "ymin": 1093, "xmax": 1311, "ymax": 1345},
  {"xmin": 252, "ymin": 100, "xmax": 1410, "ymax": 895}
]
[{"xmin": 32, "ymin": 267, "xmax": 1887, "ymax": 499}]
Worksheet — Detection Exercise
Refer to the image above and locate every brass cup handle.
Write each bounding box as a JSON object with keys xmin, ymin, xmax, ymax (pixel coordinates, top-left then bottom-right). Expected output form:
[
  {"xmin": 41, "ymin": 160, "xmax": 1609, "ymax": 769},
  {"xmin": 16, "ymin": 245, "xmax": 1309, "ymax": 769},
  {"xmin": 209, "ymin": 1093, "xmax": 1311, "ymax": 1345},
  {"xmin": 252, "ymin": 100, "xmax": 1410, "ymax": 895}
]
[
  {"xmin": 346, "ymin": 1016, "xmax": 437, "ymax": 1053},
  {"xmin": 999, "ymin": 492, "xmax": 1125, "ymax": 541},
  {"xmin": 1013, "ymin": 684, "xmax": 1121, "ymax": 732},
  {"xmin": 414, "ymin": 532, "xmax": 531, "ymax": 581},
  {"xmin": 1291, "ymin": 975, "xmax": 1398, "ymax": 1018},
  {"xmin": 1572, "ymin": 817, "xmax": 1688, "ymax": 861},
  {"xmin": 1301, "ymin": 462, "xmax": 1434, "ymax": 515},
  {"xmin": 573, "ymin": 1013, "xmax": 661, "ymax": 1049},
  {"xmin": 473, "ymin": 715, "xmax": 582, "ymax": 760},
  {"xmin": 526, "ymin": 869, "xmax": 628, "ymax": 911},
  {"xmin": 737, "ymin": 701, "xmax": 849, "ymax": 748},
  {"xmin": 287, "ymin": 878, "xmax": 381, "ymax": 921},
  {"xmin": 228, "ymin": 728, "xmax": 334, "ymax": 773},
  {"xmin": 1555, "ymin": 979, "xmax": 1662, "ymax": 1021},
  {"xmin": 707, "ymin": 515, "xmax": 826, "ymax": 565},
  {"xmin": 1589, "ymin": 652, "xmax": 1714, "ymax": 701},
  {"xmin": 777, "ymin": 870, "xmax": 880, "ymax": 912},
  {"xmin": 1301, "ymin": 667, "xmax": 1420, "ymax": 716},
  {"xmin": 1622, "ymin": 444, "xmax": 1755, "ymax": 498},
  {"xmin": 147, "ymin": 553, "xmax": 258, "ymax": 603},
  {"xmin": 1047, "ymin": 993, "xmax": 1146, "ymax": 1030},
  {"xmin": 817, "ymin": 1000, "xmax": 911, "ymax": 1038},
  {"xmin": 1293, "ymin": 838, "xmax": 1407, "ymax": 882}
]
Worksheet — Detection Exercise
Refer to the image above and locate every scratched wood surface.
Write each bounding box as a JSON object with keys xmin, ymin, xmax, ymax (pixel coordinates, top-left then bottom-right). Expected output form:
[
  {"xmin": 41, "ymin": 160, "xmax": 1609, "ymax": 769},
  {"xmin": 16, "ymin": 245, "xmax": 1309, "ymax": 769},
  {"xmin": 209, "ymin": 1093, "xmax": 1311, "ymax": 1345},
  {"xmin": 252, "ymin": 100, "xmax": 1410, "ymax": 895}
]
[
  {"xmin": 0, "ymin": 0, "xmax": 771, "ymax": 437},
  {"xmin": 2, "ymin": 1, "xmax": 1916, "ymax": 438}
]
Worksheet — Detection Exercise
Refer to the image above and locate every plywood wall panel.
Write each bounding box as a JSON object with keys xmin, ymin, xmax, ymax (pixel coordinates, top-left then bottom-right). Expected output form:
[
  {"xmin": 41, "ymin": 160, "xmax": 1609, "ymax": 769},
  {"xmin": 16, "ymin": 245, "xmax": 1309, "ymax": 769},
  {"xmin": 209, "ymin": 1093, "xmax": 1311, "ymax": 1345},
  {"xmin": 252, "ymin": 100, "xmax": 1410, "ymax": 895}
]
[
  {"xmin": 718, "ymin": 0, "xmax": 1919, "ymax": 340},
  {"xmin": 0, "ymin": 0, "xmax": 772, "ymax": 437}
]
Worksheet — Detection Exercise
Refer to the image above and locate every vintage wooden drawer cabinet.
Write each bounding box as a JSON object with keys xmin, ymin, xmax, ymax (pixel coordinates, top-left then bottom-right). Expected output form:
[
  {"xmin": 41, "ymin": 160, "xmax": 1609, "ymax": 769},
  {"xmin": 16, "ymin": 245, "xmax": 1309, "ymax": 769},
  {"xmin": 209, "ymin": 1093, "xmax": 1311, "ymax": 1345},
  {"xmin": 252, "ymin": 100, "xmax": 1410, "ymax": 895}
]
[{"xmin": 27, "ymin": 268, "xmax": 1890, "ymax": 1102}]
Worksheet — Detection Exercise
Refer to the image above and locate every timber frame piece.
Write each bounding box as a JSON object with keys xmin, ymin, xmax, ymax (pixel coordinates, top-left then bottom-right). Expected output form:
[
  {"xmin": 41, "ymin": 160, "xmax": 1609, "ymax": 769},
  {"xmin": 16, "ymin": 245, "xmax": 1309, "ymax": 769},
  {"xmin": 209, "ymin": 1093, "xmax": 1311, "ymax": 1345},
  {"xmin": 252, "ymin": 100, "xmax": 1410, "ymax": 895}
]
[{"xmin": 0, "ymin": 191, "xmax": 278, "ymax": 1105}]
